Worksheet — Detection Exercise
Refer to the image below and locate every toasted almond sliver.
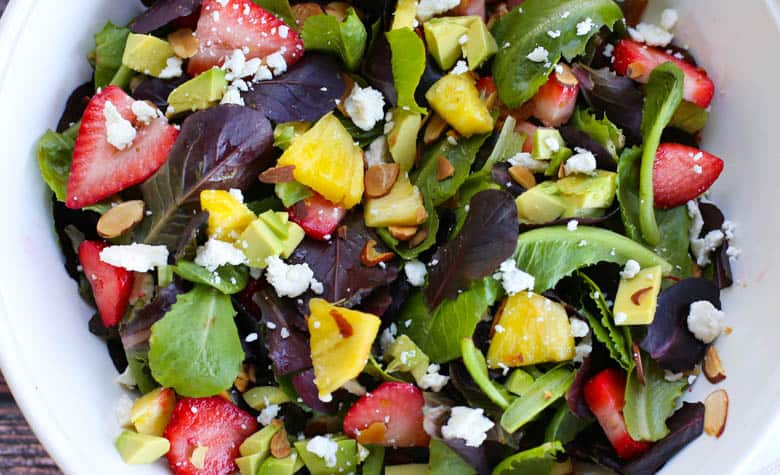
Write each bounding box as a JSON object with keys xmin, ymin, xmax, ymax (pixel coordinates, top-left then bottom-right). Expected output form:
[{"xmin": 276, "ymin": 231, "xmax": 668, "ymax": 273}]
[
  {"xmin": 97, "ymin": 200, "xmax": 146, "ymax": 239},
  {"xmin": 324, "ymin": 2, "xmax": 350, "ymax": 21},
  {"xmin": 704, "ymin": 389, "xmax": 728, "ymax": 437},
  {"xmin": 270, "ymin": 428, "xmax": 292, "ymax": 458},
  {"xmin": 437, "ymin": 156, "xmax": 455, "ymax": 181},
  {"xmin": 292, "ymin": 3, "xmax": 325, "ymax": 26},
  {"xmin": 259, "ymin": 165, "xmax": 296, "ymax": 184},
  {"xmin": 703, "ymin": 346, "xmax": 727, "ymax": 384},
  {"xmin": 508, "ymin": 165, "xmax": 537, "ymax": 189},
  {"xmin": 554, "ymin": 64, "xmax": 579, "ymax": 87},
  {"xmin": 360, "ymin": 239, "xmax": 395, "ymax": 267},
  {"xmin": 632, "ymin": 342, "xmax": 645, "ymax": 385},
  {"xmin": 168, "ymin": 28, "xmax": 199, "ymax": 59},
  {"xmin": 424, "ymin": 114, "xmax": 448, "ymax": 144},
  {"xmin": 364, "ymin": 163, "xmax": 400, "ymax": 198},
  {"xmin": 388, "ymin": 225, "xmax": 418, "ymax": 241},
  {"xmin": 408, "ymin": 228, "xmax": 428, "ymax": 248}
]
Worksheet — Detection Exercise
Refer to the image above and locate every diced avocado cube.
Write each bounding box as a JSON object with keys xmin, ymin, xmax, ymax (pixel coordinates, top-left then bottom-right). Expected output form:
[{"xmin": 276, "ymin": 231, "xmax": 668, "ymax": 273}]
[
  {"xmin": 275, "ymin": 211, "xmax": 290, "ymax": 225},
  {"xmin": 122, "ymin": 33, "xmax": 177, "ymax": 77},
  {"xmin": 240, "ymin": 423, "xmax": 282, "ymax": 457},
  {"xmin": 280, "ymin": 222, "xmax": 305, "ymax": 259},
  {"xmin": 167, "ymin": 67, "xmax": 227, "ymax": 117},
  {"xmin": 391, "ymin": 0, "xmax": 418, "ymax": 30},
  {"xmin": 274, "ymin": 122, "xmax": 312, "ymax": 150},
  {"xmin": 114, "ymin": 430, "xmax": 170, "ymax": 465},
  {"xmin": 259, "ymin": 210, "xmax": 289, "ymax": 240},
  {"xmin": 613, "ymin": 265, "xmax": 663, "ymax": 325},
  {"xmin": 557, "ymin": 171, "xmax": 618, "ymax": 217},
  {"xmin": 240, "ymin": 218, "xmax": 285, "ymax": 268},
  {"xmin": 505, "ymin": 369, "xmax": 535, "ymax": 396},
  {"xmin": 236, "ymin": 452, "xmax": 265, "ymax": 475},
  {"xmin": 385, "ymin": 464, "xmax": 429, "ymax": 475},
  {"xmin": 243, "ymin": 386, "xmax": 293, "ymax": 411},
  {"xmin": 385, "ymin": 335, "xmax": 430, "ymax": 382},
  {"xmin": 463, "ymin": 18, "xmax": 498, "ymax": 70},
  {"xmin": 259, "ymin": 453, "xmax": 298, "ymax": 475},
  {"xmin": 294, "ymin": 438, "xmax": 357, "ymax": 475},
  {"xmin": 387, "ymin": 109, "xmax": 422, "ymax": 172},
  {"xmin": 424, "ymin": 19, "xmax": 469, "ymax": 70},
  {"xmin": 129, "ymin": 387, "xmax": 175, "ymax": 436},
  {"xmin": 532, "ymin": 128, "xmax": 565, "ymax": 160},
  {"xmin": 515, "ymin": 183, "xmax": 567, "ymax": 224}
]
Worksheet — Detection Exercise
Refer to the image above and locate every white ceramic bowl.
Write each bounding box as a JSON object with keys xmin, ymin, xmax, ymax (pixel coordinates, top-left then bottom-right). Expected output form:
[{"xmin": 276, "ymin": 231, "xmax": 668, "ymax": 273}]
[{"xmin": 1, "ymin": 1, "xmax": 779, "ymax": 474}]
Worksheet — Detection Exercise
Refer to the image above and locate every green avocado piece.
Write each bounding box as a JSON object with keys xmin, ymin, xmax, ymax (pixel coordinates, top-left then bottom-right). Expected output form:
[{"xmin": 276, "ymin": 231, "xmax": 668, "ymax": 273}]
[
  {"xmin": 114, "ymin": 430, "xmax": 170, "ymax": 465},
  {"xmin": 505, "ymin": 369, "xmax": 535, "ymax": 396},
  {"xmin": 391, "ymin": 0, "xmax": 418, "ymax": 30},
  {"xmin": 122, "ymin": 33, "xmax": 177, "ymax": 77},
  {"xmin": 294, "ymin": 438, "xmax": 357, "ymax": 475},
  {"xmin": 167, "ymin": 68, "xmax": 227, "ymax": 117},
  {"xmin": 385, "ymin": 334, "xmax": 430, "ymax": 382},
  {"xmin": 557, "ymin": 171, "xmax": 617, "ymax": 216},
  {"xmin": 240, "ymin": 423, "xmax": 282, "ymax": 458},
  {"xmin": 243, "ymin": 386, "xmax": 293, "ymax": 411},
  {"xmin": 258, "ymin": 454, "xmax": 298, "ymax": 475},
  {"xmin": 532, "ymin": 128, "xmax": 566, "ymax": 160},
  {"xmin": 387, "ymin": 109, "xmax": 422, "ymax": 172},
  {"xmin": 613, "ymin": 265, "xmax": 663, "ymax": 325},
  {"xmin": 463, "ymin": 18, "xmax": 498, "ymax": 71},
  {"xmin": 424, "ymin": 19, "xmax": 469, "ymax": 70},
  {"xmin": 280, "ymin": 222, "xmax": 305, "ymax": 259},
  {"xmin": 515, "ymin": 183, "xmax": 567, "ymax": 224},
  {"xmin": 259, "ymin": 210, "xmax": 289, "ymax": 240},
  {"xmin": 240, "ymin": 218, "xmax": 285, "ymax": 268},
  {"xmin": 670, "ymin": 100, "xmax": 709, "ymax": 133},
  {"xmin": 236, "ymin": 452, "xmax": 265, "ymax": 475},
  {"xmin": 385, "ymin": 464, "xmax": 429, "ymax": 475}
]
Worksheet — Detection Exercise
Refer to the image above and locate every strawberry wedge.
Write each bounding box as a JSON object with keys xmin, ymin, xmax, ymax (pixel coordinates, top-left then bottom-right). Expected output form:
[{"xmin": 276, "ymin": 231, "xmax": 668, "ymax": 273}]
[
  {"xmin": 288, "ymin": 193, "xmax": 347, "ymax": 241},
  {"xmin": 66, "ymin": 86, "xmax": 178, "ymax": 209},
  {"xmin": 613, "ymin": 39, "xmax": 715, "ymax": 108},
  {"xmin": 531, "ymin": 66, "xmax": 580, "ymax": 127},
  {"xmin": 188, "ymin": 0, "xmax": 304, "ymax": 76},
  {"xmin": 653, "ymin": 143, "xmax": 724, "ymax": 208},
  {"xmin": 78, "ymin": 240, "xmax": 133, "ymax": 328}
]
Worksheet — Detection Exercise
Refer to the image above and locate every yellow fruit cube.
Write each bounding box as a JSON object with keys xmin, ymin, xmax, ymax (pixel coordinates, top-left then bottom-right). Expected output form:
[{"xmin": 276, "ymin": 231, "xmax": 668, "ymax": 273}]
[
  {"xmin": 364, "ymin": 174, "xmax": 427, "ymax": 228},
  {"xmin": 200, "ymin": 190, "xmax": 256, "ymax": 242},
  {"xmin": 487, "ymin": 292, "xmax": 575, "ymax": 368},
  {"xmin": 425, "ymin": 73, "xmax": 494, "ymax": 137},
  {"xmin": 277, "ymin": 114, "xmax": 365, "ymax": 209},
  {"xmin": 308, "ymin": 299, "xmax": 381, "ymax": 397},
  {"xmin": 613, "ymin": 265, "xmax": 663, "ymax": 325},
  {"xmin": 130, "ymin": 387, "xmax": 176, "ymax": 437}
]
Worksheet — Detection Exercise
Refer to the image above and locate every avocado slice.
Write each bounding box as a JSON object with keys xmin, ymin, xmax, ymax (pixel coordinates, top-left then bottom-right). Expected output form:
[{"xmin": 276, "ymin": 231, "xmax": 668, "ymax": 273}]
[
  {"xmin": 387, "ymin": 109, "xmax": 422, "ymax": 172},
  {"xmin": 532, "ymin": 128, "xmax": 566, "ymax": 160},
  {"xmin": 463, "ymin": 19, "xmax": 498, "ymax": 70},
  {"xmin": 259, "ymin": 210, "xmax": 289, "ymax": 239},
  {"xmin": 280, "ymin": 222, "xmax": 305, "ymax": 259},
  {"xmin": 294, "ymin": 438, "xmax": 357, "ymax": 475},
  {"xmin": 385, "ymin": 334, "xmax": 430, "ymax": 381},
  {"xmin": 505, "ymin": 369, "xmax": 535, "ymax": 396},
  {"xmin": 122, "ymin": 33, "xmax": 177, "ymax": 77},
  {"xmin": 557, "ymin": 171, "xmax": 617, "ymax": 216},
  {"xmin": 240, "ymin": 423, "xmax": 282, "ymax": 458},
  {"xmin": 391, "ymin": 0, "xmax": 418, "ymax": 30},
  {"xmin": 424, "ymin": 19, "xmax": 469, "ymax": 70},
  {"xmin": 114, "ymin": 430, "xmax": 170, "ymax": 465},
  {"xmin": 167, "ymin": 67, "xmax": 227, "ymax": 117},
  {"xmin": 515, "ymin": 183, "xmax": 567, "ymax": 224},
  {"xmin": 259, "ymin": 453, "xmax": 299, "ymax": 475},
  {"xmin": 613, "ymin": 265, "xmax": 663, "ymax": 325},
  {"xmin": 240, "ymin": 218, "xmax": 285, "ymax": 268},
  {"xmin": 385, "ymin": 464, "xmax": 429, "ymax": 475},
  {"xmin": 236, "ymin": 452, "xmax": 265, "ymax": 475}
]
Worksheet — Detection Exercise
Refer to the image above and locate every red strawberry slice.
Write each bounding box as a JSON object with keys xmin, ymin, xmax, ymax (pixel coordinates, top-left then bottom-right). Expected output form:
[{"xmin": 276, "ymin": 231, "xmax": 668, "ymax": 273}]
[
  {"xmin": 584, "ymin": 368, "xmax": 652, "ymax": 460},
  {"xmin": 531, "ymin": 67, "xmax": 579, "ymax": 127},
  {"xmin": 514, "ymin": 120, "xmax": 538, "ymax": 154},
  {"xmin": 78, "ymin": 240, "xmax": 133, "ymax": 327},
  {"xmin": 475, "ymin": 76, "xmax": 497, "ymax": 100},
  {"xmin": 452, "ymin": 0, "xmax": 486, "ymax": 19},
  {"xmin": 164, "ymin": 397, "xmax": 257, "ymax": 475},
  {"xmin": 288, "ymin": 193, "xmax": 347, "ymax": 241},
  {"xmin": 188, "ymin": 0, "xmax": 304, "ymax": 76},
  {"xmin": 66, "ymin": 86, "xmax": 178, "ymax": 209},
  {"xmin": 613, "ymin": 39, "xmax": 715, "ymax": 108},
  {"xmin": 343, "ymin": 382, "xmax": 429, "ymax": 448},
  {"xmin": 653, "ymin": 143, "xmax": 724, "ymax": 208}
]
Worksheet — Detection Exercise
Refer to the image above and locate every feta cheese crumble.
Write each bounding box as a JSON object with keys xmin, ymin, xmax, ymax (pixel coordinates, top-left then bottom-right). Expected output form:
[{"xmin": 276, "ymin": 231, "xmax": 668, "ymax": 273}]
[
  {"xmin": 344, "ymin": 84, "xmax": 385, "ymax": 131},
  {"xmin": 379, "ymin": 323, "xmax": 398, "ymax": 353},
  {"xmin": 614, "ymin": 312, "xmax": 628, "ymax": 325},
  {"xmin": 306, "ymin": 436, "xmax": 339, "ymax": 468},
  {"xmin": 115, "ymin": 393, "xmax": 135, "ymax": 427},
  {"xmin": 576, "ymin": 17, "xmax": 595, "ymax": 36},
  {"xmin": 564, "ymin": 148, "xmax": 597, "ymax": 176},
  {"xmin": 418, "ymin": 364, "xmax": 450, "ymax": 392},
  {"xmin": 103, "ymin": 101, "xmax": 136, "ymax": 150},
  {"xmin": 451, "ymin": 60, "xmax": 469, "ymax": 75},
  {"xmin": 628, "ymin": 23, "xmax": 674, "ymax": 47},
  {"xmin": 687, "ymin": 300, "xmax": 725, "ymax": 343},
  {"xmin": 159, "ymin": 57, "xmax": 184, "ymax": 79},
  {"xmin": 257, "ymin": 404, "xmax": 281, "ymax": 425},
  {"xmin": 416, "ymin": 0, "xmax": 460, "ymax": 22},
  {"xmin": 573, "ymin": 336, "xmax": 593, "ymax": 363},
  {"xmin": 660, "ymin": 9, "xmax": 679, "ymax": 31},
  {"xmin": 570, "ymin": 318, "xmax": 590, "ymax": 338},
  {"xmin": 508, "ymin": 152, "xmax": 547, "ymax": 173},
  {"xmin": 495, "ymin": 259, "xmax": 535, "ymax": 296},
  {"xmin": 405, "ymin": 260, "xmax": 428, "ymax": 287},
  {"xmin": 567, "ymin": 220, "xmax": 578, "ymax": 231},
  {"xmin": 441, "ymin": 407, "xmax": 495, "ymax": 448},
  {"xmin": 527, "ymin": 46, "xmax": 550, "ymax": 63},
  {"xmin": 265, "ymin": 256, "xmax": 320, "ymax": 298},
  {"xmin": 131, "ymin": 100, "xmax": 159, "ymax": 124},
  {"xmin": 100, "ymin": 243, "xmax": 169, "ymax": 272},
  {"xmin": 691, "ymin": 230, "xmax": 724, "ymax": 266},
  {"xmin": 266, "ymin": 51, "xmax": 288, "ymax": 76},
  {"xmin": 620, "ymin": 259, "xmax": 641, "ymax": 280},
  {"xmin": 364, "ymin": 137, "xmax": 388, "ymax": 167},
  {"xmin": 194, "ymin": 239, "xmax": 247, "ymax": 271}
]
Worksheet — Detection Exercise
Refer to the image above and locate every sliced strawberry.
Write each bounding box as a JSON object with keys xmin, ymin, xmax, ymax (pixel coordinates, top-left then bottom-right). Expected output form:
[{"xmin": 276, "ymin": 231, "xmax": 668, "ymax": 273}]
[
  {"xmin": 288, "ymin": 193, "xmax": 347, "ymax": 241},
  {"xmin": 188, "ymin": 0, "xmax": 304, "ymax": 76},
  {"xmin": 66, "ymin": 86, "xmax": 178, "ymax": 209},
  {"xmin": 164, "ymin": 397, "xmax": 257, "ymax": 475},
  {"xmin": 531, "ymin": 68, "xmax": 579, "ymax": 127},
  {"xmin": 78, "ymin": 240, "xmax": 133, "ymax": 327},
  {"xmin": 343, "ymin": 382, "xmax": 429, "ymax": 448},
  {"xmin": 514, "ymin": 120, "xmax": 538, "ymax": 154},
  {"xmin": 653, "ymin": 143, "xmax": 724, "ymax": 208},
  {"xmin": 475, "ymin": 76, "xmax": 497, "ymax": 99},
  {"xmin": 452, "ymin": 0, "xmax": 485, "ymax": 19},
  {"xmin": 613, "ymin": 39, "xmax": 715, "ymax": 108},
  {"xmin": 584, "ymin": 368, "xmax": 652, "ymax": 460}
]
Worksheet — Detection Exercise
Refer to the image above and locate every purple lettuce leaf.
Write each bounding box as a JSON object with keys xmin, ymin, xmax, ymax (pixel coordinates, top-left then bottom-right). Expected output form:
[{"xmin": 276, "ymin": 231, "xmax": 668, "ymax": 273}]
[
  {"xmin": 132, "ymin": 76, "xmax": 188, "ymax": 112},
  {"xmin": 57, "ymin": 82, "xmax": 93, "ymax": 133},
  {"xmin": 424, "ymin": 190, "xmax": 518, "ymax": 309},
  {"xmin": 638, "ymin": 278, "xmax": 720, "ymax": 372},
  {"xmin": 131, "ymin": 0, "xmax": 202, "ymax": 34},
  {"xmin": 492, "ymin": 163, "xmax": 526, "ymax": 197},
  {"xmin": 559, "ymin": 125, "xmax": 616, "ymax": 171},
  {"xmin": 120, "ymin": 280, "xmax": 187, "ymax": 351},
  {"xmin": 712, "ymin": 244, "xmax": 734, "ymax": 289},
  {"xmin": 362, "ymin": 32, "xmax": 396, "ymax": 105},
  {"xmin": 698, "ymin": 202, "xmax": 724, "ymax": 235},
  {"xmin": 291, "ymin": 368, "xmax": 339, "ymax": 414},
  {"xmin": 565, "ymin": 336, "xmax": 613, "ymax": 418},
  {"xmin": 242, "ymin": 54, "xmax": 346, "ymax": 123},
  {"xmin": 171, "ymin": 210, "xmax": 209, "ymax": 263}
]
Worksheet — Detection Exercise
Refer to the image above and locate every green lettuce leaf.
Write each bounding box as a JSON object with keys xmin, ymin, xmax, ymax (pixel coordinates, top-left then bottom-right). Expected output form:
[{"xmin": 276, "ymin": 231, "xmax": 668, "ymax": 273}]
[
  {"xmin": 429, "ymin": 439, "xmax": 477, "ymax": 475},
  {"xmin": 501, "ymin": 366, "xmax": 574, "ymax": 433},
  {"xmin": 399, "ymin": 277, "xmax": 501, "ymax": 363},
  {"xmin": 301, "ymin": 8, "xmax": 367, "ymax": 71},
  {"xmin": 336, "ymin": 112, "xmax": 384, "ymax": 147},
  {"xmin": 275, "ymin": 181, "xmax": 313, "ymax": 208},
  {"xmin": 94, "ymin": 22, "xmax": 130, "ymax": 89},
  {"xmin": 148, "ymin": 285, "xmax": 244, "ymax": 397},
  {"xmin": 577, "ymin": 272, "xmax": 633, "ymax": 370},
  {"xmin": 544, "ymin": 403, "xmax": 592, "ymax": 444},
  {"xmin": 461, "ymin": 338, "xmax": 513, "ymax": 409},
  {"xmin": 172, "ymin": 262, "xmax": 249, "ymax": 295},
  {"xmin": 491, "ymin": 0, "xmax": 623, "ymax": 107},
  {"xmin": 571, "ymin": 108, "xmax": 625, "ymax": 159},
  {"xmin": 638, "ymin": 62, "xmax": 685, "ymax": 245},
  {"xmin": 514, "ymin": 226, "xmax": 672, "ymax": 292},
  {"xmin": 493, "ymin": 441, "xmax": 564, "ymax": 475},
  {"xmin": 624, "ymin": 353, "xmax": 687, "ymax": 442},
  {"xmin": 252, "ymin": 0, "xmax": 296, "ymax": 30},
  {"xmin": 386, "ymin": 27, "xmax": 427, "ymax": 114}
]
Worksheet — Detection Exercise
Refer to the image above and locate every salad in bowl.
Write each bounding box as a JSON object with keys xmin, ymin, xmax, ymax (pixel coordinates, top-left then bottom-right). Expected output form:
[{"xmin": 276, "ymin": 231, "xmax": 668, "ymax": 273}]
[{"xmin": 34, "ymin": 0, "xmax": 739, "ymax": 473}]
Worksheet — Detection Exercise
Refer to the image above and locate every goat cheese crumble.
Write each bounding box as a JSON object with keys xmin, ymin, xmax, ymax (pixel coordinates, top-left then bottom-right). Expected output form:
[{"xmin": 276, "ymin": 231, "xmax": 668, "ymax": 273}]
[
  {"xmin": 508, "ymin": 152, "xmax": 548, "ymax": 173},
  {"xmin": 405, "ymin": 260, "xmax": 428, "ymax": 287},
  {"xmin": 418, "ymin": 364, "xmax": 450, "ymax": 392},
  {"xmin": 441, "ymin": 407, "xmax": 495, "ymax": 447},
  {"xmin": 100, "ymin": 243, "xmax": 169, "ymax": 272},
  {"xmin": 265, "ymin": 256, "xmax": 322, "ymax": 298},
  {"xmin": 495, "ymin": 259, "xmax": 535, "ymax": 296},
  {"xmin": 306, "ymin": 436, "xmax": 339, "ymax": 468},
  {"xmin": 620, "ymin": 259, "xmax": 641, "ymax": 280},
  {"xmin": 687, "ymin": 300, "xmax": 725, "ymax": 343},
  {"xmin": 344, "ymin": 84, "xmax": 386, "ymax": 131},
  {"xmin": 194, "ymin": 239, "xmax": 247, "ymax": 271},
  {"xmin": 103, "ymin": 101, "xmax": 136, "ymax": 150},
  {"xmin": 416, "ymin": 0, "xmax": 460, "ymax": 22},
  {"xmin": 564, "ymin": 148, "xmax": 597, "ymax": 176}
]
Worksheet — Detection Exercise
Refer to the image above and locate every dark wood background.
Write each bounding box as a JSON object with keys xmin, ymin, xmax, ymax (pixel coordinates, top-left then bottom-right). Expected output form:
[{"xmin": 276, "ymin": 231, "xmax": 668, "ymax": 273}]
[{"xmin": 1, "ymin": 0, "xmax": 62, "ymax": 473}]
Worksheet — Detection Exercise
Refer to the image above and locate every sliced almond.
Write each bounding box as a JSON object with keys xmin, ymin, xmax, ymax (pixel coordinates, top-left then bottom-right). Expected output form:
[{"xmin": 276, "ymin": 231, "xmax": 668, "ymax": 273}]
[
  {"xmin": 324, "ymin": 2, "xmax": 350, "ymax": 21},
  {"xmin": 365, "ymin": 163, "xmax": 400, "ymax": 198},
  {"xmin": 424, "ymin": 114, "xmax": 448, "ymax": 144},
  {"xmin": 437, "ymin": 156, "xmax": 455, "ymax": 181},
  {"xmin": 168, "ymin": 28, "xmax": 199, "ymax": 59},
  {"xmin": 408, "ymin": 228, "xmax": 428, "ymax": 248},
  {"xmin": 508, "ymin": 165, "xmax": 537, "ymax": 189},
  {"xmin": 97, "ymin": 200, "xmax": 146, "ymax": 239},
  {"xmin": 632, "ymin": 342, "xmax": 645, "ymax": 385},
  {"xmin": 337, "ymin": 73, "xmax": 355, "ymax": 116},
  {"xmin": 703, "ymin": 389, "xmax": 729, "ymax": 437},
  {"xmin": 292, "ymin": 3, "xmax": 325, "ymax": 26},
  {"xmin": 270, "ymin": 428, "xmax": 292, "ymax": 458},
  {"xmin": 360, "ymin": 239, "xmax": 395, "ymax": 267},
  {"xmin": 259, "ymin": 165, "xmax": 296, "ymax": 184},
  {"xmin": 627, "ymin": 61, "xmax": 646, "ymax": 80},
  {"xmin": 703, "ymin": 346, "xmax": 727, "ymax": 384},
  {"xmin": 388, "ymin": 225, "xmax": 418, "ymax": 241},
  {"xmin": 554, "ymin": 64, "xmax": 579, "ymax": 87}
]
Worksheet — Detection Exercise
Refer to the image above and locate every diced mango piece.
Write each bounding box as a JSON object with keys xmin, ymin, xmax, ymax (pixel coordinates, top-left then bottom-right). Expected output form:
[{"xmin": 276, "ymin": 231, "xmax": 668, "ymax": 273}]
[
  {"xmin": 425, "ymin": 73, "xmax": 494, "ymax": 137},
  {"xmin": 364, "ymin": 174, "xmax": 427, "ymax": 228},
  {"xmin": 200, "ymin": 190, "xmax": 256, "ymax": 242},
  {"xmin": 277, "ymin": 114, "xmax": 364, "ymax": 209},
  {"xmin": 487, "ymin": 292, "xmax": 575, "ymax": 368},
  {"xmin": 308, "ymin": 299, "xmax": 381, "ymax": 397},
  {"xmin": 129, "ymin": 387, "xmax": 176, "ymax": 437},
  {"xmin": 613, "ymin": 265, "xmax": 663, "ymax": 325}
]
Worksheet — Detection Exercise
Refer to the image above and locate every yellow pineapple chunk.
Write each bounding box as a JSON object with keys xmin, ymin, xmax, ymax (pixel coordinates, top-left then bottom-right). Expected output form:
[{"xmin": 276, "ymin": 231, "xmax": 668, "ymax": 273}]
[
  {"xmin": 364, "ymin": 174, "xmax": 427, "ymax": 228},
  {"xmin": 308, "ymin": 299, "xmax": 381, "ymax": 397},
  {"xmin": 425, "ymin": 73, "xmax": 494, "ymax": 137},
  {"xmin": 277, "ymin": 113, "xmax": 364, "ymax": 209},
  {"xmin": 129, "ymin": 387, "xmax": 176, "ymax": 436},
  {"xmin": 487, "ymin": 292, "xmax": 575, "ymax": 368},
  {"xmin": 200, "ymin": 190, "xmax": 256, "ymax": 242}
]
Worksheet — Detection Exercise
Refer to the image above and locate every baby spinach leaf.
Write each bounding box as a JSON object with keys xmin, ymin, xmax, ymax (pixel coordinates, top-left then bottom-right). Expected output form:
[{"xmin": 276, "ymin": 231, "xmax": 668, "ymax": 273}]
[
  {"xmin": 514, "ymin": 226, "xmax": 672, "ymax": 293},
  {"xmin": 94, "ymin": 22, "xmax": 130, "ymax": 89},
  {"xmin": 400, "ymin": 277, "xmax": 501, "ymax": 363},
  {"xmin": 148, "ymin": 285, "xmax": 245, "ymax": 397},
  {"xmin": 571, "ymin": 108, "xmax": 625, "ymax": 160},
  {"xmin": 301, "ymin": 8, "xmax": 367, "ymax": 71},
  {"xmin": 425, "ymin": 190, "xmax": 518, "ymax": 309},
  {"xmin": 623, "ymin": 354, "xmax": 687, "ymax": 442},
  {"xmin": 386, "ymin": 27, "xmax": 427, "ymax": 114},
  {"xmin": 491, "ymin": 0, "xmax": 623, "ymax": 107},
  {"xmin": 429, "ymin": 439, "xmax": 477, "ymax": 475},
  {"xmin": 492, "ymin": 441, "xmax": 564, "ymax": 475},
  {"xmin": 501, "ymin": 367, "xmax": 574, "ymax": 433},
  {"xmin": 172, "ymin": 261, "xmax": 249, "ymax": 294},
  {"xmin": 577, "ymin": 272, "xmax": 633, "ymax": 371},
  {"xmin": 638, "ymin": 62, "xmax": 685, "ymax": 246},
  {"xmin": 243, "ymin": 54, "xmax": 347, "ymax": 123},
  {"xmin": 252, "ymin": 0, "xmax": 296, "ymax": 30},
  {"xmin": 544, "ymin": 403, "xmax": 592, "ymax": 445},
  {"xmin": 461, "ymin": 338, "xmax": 513, "ymax": 410},
  {"xmin": 141, "ymin": 105, "xmax": 274, "ymax": 251},
  {"xmin": 131, "ymin": 0, "xmax": 201, "ymax": 34}
]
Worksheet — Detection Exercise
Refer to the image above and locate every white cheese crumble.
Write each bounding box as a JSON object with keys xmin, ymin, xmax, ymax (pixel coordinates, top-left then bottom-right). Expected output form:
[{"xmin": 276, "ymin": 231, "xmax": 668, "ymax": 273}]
[
  {"xmin": 115, "ymin": 393, "xmax": 135, "ymax": 427},
  {"xmin": 441, "ymin": 407, "xmax": 495, "ymax": 447},
  {"xmin": 628, "ymin": 23, "xmax": 674, "ymax": 47},
  {"xmin": 194, "ymin": 239, "xmax": 247, "ymax": 271},
  {"xmin": 603, "ymin": 43, "xmax": 615, "ymax": 58},
  {"xmin": 364, "ymin": 137, "xmax": 388, "ymax": 167},
  {"xmin": 527, "ymin": 46, "xmax": 550, "ymax": 63},
  {"xmin": 254, "ymin": 64, "xmax": 273, "ymax": 82},
  {"xmin": 159, "ymin": 57, "xmax": 184, "ymax": 79},
  {"xmin": 691, "ymin": 230, "xmax": 724, "ymax": 266},
  {"xmin": 257, "ymin": 404, "xmax": 281, "ymax": 425},
  {"xmin": 103, "ymin": 101, "xmax": 136, "ymax": 150},
  {"xmin": 687, "ymin": 300, "xmax": 725, "ymax": 343},
  {"xmin": 458, "ymin": 34, "xmax": 469, "ymax": 45},
  {"xmin": 115, "ymin": 367, "xmax": 137, "ymax": 388},
  {"xmin": 221, "ymin": 83, "xmax": 246, "ymax": 106},
  {"xmin": 509, "ymin": 152, "xmax": 547, "ymax": 173},
  {"xmin": 416, "ymin": 0, "xmax": 460, "ymax": 21},
  {"xmin": 306, "ymin": 436, "xmax": 339, "ymax": 468},
  {"xmin": 564, "ymin": 148, "xmax": 597, "ymax": 176},
  {"xmin": 614, "ymin": 312, "xmax": 628, "ymax": 325},
  {"xmin": 451, "ymin": 60, "xmax": 469, "ymax": 75},
  {"xmin": 495, "ymin": 259, "xmax": 535, "ymax": 296},
  {"xmin": 573, "ymin": 336, "xmax": 592, "ymax": 363},
  {"xmin": 544, "ymin": 136, "xmax": 561, "ymax": 153},
  {"xmin": 344, "ymin": 85, "xmax": 386, "ymax": 132},
  {"xmin": 405, "ymin": 260, "xmax": 428, "ymax": 287},
  {"xmin": 620, "ymin": 259, "xmax": 641, "ymax": 280},
  {"xmin": 265, "ymin": 256, "xmax": 319, "ymax": 298},
  {"xmin": 567, "ymin": 220, "xmax": 578, "ymax": 231},
  {"xmin": 576, "ymin": 17, "xmax": 595, "ymax": 36},
  {"xmin": 547, "ymin": 30, "xmax": 561, "ymax": 38},
  {"xmin": 278, "ymin": 25, "xmax": 290, "ymax": 39},
  {"xmin": 664, "ymin": 371, "xmax": 684, "ymax": 382},
  {"xmin": 570, "ymin": 318, "xmax": 590, "ymax": 338},
  {"xmin": 660, "ymin": 9, "xmax": 679, "ymax": 31},
  {"xmin": 379, "ymin": 322, "xmax": 398, "ymax": 353},
  {"xmin": 100, "ymin": 243, "xmax": 169, "ymax": 272},
  {"xmin": 131, "ymin": 100, "xmax": 159, "ymax": 125},
  {"xmin": 266, "ymin": 51, "xmax": 288, "ymax": 76},
  {"xmin": 418, "ymin": 364, "xmax": 450, "ymax": 392},
  {"xmin": 228, "ymin": 188, "xmax": 244, "ymax": 202}
]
